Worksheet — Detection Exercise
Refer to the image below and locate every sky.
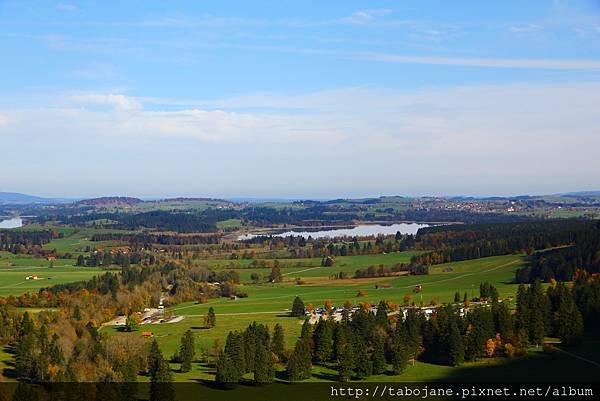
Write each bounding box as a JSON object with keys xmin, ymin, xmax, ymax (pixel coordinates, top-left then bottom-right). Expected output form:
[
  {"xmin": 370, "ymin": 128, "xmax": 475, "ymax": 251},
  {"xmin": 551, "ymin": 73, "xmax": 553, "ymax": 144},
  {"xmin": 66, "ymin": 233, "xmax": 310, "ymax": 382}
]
[{"xmin": 1, "ymin": 0, "xmax": 600, "ymax": 199}]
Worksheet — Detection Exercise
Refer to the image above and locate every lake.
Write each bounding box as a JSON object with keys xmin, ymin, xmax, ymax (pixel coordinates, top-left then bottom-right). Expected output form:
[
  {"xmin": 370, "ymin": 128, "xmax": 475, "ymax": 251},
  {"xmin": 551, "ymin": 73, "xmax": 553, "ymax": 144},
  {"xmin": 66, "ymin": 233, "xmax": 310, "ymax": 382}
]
[
  {"xmin": 238, "ymin": 223, "xmax": 431, "ymax": 240},
  {"xmin": 0, "ymin": 217, "xmax": 23, "ymax": 229}
]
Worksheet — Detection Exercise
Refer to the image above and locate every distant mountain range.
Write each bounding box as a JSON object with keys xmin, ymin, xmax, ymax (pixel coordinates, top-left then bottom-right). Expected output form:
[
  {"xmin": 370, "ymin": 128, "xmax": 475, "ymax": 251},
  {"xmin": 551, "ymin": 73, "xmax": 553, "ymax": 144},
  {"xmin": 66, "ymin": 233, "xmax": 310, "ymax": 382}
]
[
  {"xmin": 2, "ymin": 190, "xmax": 600, "ymax": 206},
  {"xmin": 0, "ymin": 192, "xmax": 73, "ymax": 205}
]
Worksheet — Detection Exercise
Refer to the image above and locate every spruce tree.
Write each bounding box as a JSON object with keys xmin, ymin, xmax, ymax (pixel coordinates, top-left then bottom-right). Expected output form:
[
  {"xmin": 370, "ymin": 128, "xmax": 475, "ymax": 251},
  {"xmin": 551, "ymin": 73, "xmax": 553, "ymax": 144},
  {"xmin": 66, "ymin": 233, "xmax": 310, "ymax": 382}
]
[
  {"xmin": 313, "ymin": 318, "xmax": 333, "ymax": 363},
  {"xmin": 375, "ymin": 300, "xmax": 388, "ymax": 326},
  {"xmin": 271, "ymin": 323, "xmax": 285, "ymax": 362},
  {"xmin": 147, "ymin": 340, "xmax": 163, "ymax": 377},
  {"xmin": 354, "ymin": 341, "xmax": 372, "ymax": 379},
  {"xmin": 371, "ymin": 332, "xmax": 387, "ymax": 374},
  {"xmin": 225, "ymin": 331, "xmax": 246, "ymax": 377},
  {"xmin": 491, "ymin": 300, "xmax": 513, "ymax": 339},
  {"xmin": 179, "ymin": 330, "xmax": 195, "ymax": 373},
  {"xmin": 287, "ymin": 337, "xmax": 312, "ymax": 381},
  {"xmin": 215, "ymin": 351, "xmax": 240, "ymax": 388},
  {"xmin": 529, "ymin": 280, "xmax": 550, "ymax": 345},
  {"xmin": 556, "ymin": 288, "xmax": 584, "ymax": 345},
  {"xmin": 446, "ymin": 319, "xmax": 465, "ymax": 366},
  {"xmin": 390, "ymin": 324, "xmax": 409, "ymax": 374},
  {"xmin": 150, "ymin": 358, "xmax": 174, "ymax": 401},
  {"xmin": 291, "ymin": 296, "xmax": 305, "ymax": 317},
  {"xmin": 253, "ymin": 340, "xmax": 275, "ymax": 385},
  {"xmin": 335, "ymin": 329, "xmax": 355, "ymax": 382}
]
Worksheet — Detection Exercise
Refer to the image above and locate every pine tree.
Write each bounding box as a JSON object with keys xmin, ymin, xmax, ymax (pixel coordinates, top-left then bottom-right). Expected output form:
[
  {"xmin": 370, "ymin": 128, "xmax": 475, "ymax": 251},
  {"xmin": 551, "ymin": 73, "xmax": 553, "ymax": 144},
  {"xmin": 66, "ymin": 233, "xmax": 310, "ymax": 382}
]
[
  {"xmin": 253, "ymin": 340, "xmax": 275, "ymax": 385},
  {"xmin": 206, "ymin": 307, "xmax": 216, "ymax": 328},
  {"xmin": 454, "ymin": 292, "xmax": 461, "ymax": 303},
  {"xmin": 354, "ymin": 341, "xmax": 372, "ymax": 379},
  {"xmin": 375, "ymin": 300, "xmax": 388, "ymax": 326},
  {"xmin": 150, "ymin": 359, "xmax": 174, "ymax": 401},
  {"xmin": 446, "ymin": 319, "xmax": 465, "ymax": 366},
  {"xmin": 390, "ymin": 324, "xmax": 409, "ymax": 374},
  {"xmin": 371, "ymin": 332, "xmax": 387, "ymax": 374},
  {"xmin": 215, "ymin": 351, "xmax": 240, "ymax": 388},
  {"xmin": 291, "ymin": 296, "xmax": 305, "ymax": 317},
  {"xmin": 337, "ymin": 339, "xmax": 355, "ymax": 382},
  {"xmin": 287, "ymin": 337, "xmax": 312, "ymax": 381},
  {"xmin": 491, "ymin": 300, "xmax": 513, "ymax": 339},
  {"xmin": 179, "ymin": 330, "xmax": 195, "ymax": 373},
  {"xmin": 147, "ymin": 340, "xmax": 163, "ymax": 377},
  {"xmin": 313, "ymin": 318, "xmax": 333, "ymax": 363},
  {"xmin": 555, "ymin": 287, "xmax": 584, "ymax": 345},
  {"xmin": 271, "ymin": 323, "xmax": 285, "ymax": 362},
  {"xmin": 225, "ymin": 331, "xmax": 246, "ymax": 377},
  {"xmin": 529, "ymin": 280, "xmax": 550, "ymax": 345},
  {"xmin": 515, "ymin": 284, "xmax": 530, "ymax": 337}
]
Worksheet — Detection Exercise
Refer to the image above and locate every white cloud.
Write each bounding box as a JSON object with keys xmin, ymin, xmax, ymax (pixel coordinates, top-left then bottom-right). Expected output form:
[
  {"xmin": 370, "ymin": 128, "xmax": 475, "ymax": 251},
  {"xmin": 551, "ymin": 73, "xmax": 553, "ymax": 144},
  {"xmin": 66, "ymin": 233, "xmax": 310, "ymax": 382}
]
[
  {"xmin": 508, "ymin": 24, "xmax": 543, "ymax": 33},
  {"xmin": 69, "ymin": 93, "xmax": 142, "ymax": 111},
  {"xmin": 1, "ymin": 82, "xmax": 599, "ymax": 196},
  {"xmin": 341, "ymin": 9, "xmax": 395, "ymax": 25}
]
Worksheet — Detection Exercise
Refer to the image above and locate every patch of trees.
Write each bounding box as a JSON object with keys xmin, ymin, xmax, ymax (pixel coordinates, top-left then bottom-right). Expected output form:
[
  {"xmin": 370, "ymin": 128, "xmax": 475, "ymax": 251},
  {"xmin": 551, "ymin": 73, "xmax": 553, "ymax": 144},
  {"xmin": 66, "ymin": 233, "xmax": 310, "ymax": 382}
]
[
  {"xmin": 515, "ymin": 222, "xmax": 600, "ymax": 282},
  {"xmin": 0, "ymin": 229, "xmax": 62, "ymax": 255},
  {"xmin": 90, "ymin": 232, "xmax": 222, "ymax": 245},
  {"xmin": 411, "ymin": 220, "xmax": 597, "ymax": 271},
  {"xmin": 215, "ymin": 322, "xmax": 278, "ymax": 386}
]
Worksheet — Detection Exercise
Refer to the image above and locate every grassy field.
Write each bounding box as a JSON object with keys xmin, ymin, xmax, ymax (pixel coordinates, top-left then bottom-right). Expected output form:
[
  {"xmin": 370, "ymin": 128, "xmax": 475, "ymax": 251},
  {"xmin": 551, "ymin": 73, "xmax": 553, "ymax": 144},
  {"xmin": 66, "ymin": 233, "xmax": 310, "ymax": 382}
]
[
  {"xmin": 202, "ymin": 251, "xmax": 425, "ymax": 281},
  {"xmin": 97, "ymin": 254, "xmax": 530, "ymax": 386},
  {"xmin": 170, "ymin": 254, "xmax": 524, "ymax": 317},
  {"xmin": 0, "ymin": 262, "xmax": 106, "ymax": 296}
]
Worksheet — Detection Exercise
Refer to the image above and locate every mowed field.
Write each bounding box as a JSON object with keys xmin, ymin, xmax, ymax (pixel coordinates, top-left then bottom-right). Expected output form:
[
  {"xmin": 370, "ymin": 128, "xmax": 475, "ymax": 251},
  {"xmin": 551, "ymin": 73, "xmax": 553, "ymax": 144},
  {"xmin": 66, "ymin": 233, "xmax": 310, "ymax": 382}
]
[
  {"xmin": 100, "ymin": 254, "xmax": 533, "ymax": 383},
  {"xmin": 172, "ymin": 254, "xmax": 524, "ymax": 316},
  {"xmin": 205, "ymin": 251, "xmax": 425, "ymax": 281},
  {"xmin": 0, "ymin": 252, "xmax": 106, "ymax": 297}
]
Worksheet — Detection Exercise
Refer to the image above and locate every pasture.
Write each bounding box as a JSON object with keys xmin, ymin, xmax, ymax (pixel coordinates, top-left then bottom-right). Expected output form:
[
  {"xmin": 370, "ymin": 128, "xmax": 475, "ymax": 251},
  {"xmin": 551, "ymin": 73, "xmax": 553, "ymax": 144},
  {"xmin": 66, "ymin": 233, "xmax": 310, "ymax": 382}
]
[{"xmin": 0, "ymin": 256, "xmax": 106, "ymax": 296}]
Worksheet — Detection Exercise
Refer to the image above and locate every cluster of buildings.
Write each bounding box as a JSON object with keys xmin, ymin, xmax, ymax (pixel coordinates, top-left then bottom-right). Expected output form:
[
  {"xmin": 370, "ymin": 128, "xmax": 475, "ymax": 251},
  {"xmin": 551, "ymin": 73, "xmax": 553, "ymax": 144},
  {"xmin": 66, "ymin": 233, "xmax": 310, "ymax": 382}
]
[{"xmin": 306, "ymin": 300, "xmax": 495, "ymax": 324}]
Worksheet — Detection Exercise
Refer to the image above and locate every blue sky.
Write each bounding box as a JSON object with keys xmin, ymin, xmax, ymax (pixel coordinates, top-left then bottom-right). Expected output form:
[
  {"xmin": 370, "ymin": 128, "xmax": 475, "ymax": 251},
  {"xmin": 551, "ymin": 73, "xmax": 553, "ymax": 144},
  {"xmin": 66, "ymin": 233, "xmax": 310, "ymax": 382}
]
[{"xmin": 1, "ymin": 0, "xmax": 600, "ymax": 198}]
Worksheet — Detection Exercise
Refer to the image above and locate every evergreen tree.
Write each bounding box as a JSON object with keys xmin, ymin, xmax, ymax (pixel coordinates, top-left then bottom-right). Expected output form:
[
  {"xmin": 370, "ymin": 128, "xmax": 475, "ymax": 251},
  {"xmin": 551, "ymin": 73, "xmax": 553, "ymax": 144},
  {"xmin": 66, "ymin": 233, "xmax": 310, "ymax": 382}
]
[
  {"xmin": 15, "ymin": 333, "xmax": 36, "ymax": 378},
  {"xmin": 390, "ymin": 324, "xmax": 409, "ymax": 374},
  {"xmin": 335, "ymin": 328, "xmax": 355, "ymax": 382},
  {"xmin": 313, "ymin": 318, "xmax": 333, "ymax": 363},
  {"xmin": 205, "ymin": 307, "xmax": 216, "ymax": 328},
  {"xmin": 354, "ymin": 341, "xmax": 372, "ymax": 379},
  {"xmin": 514, "ymin": 284, "xmax": 530, "ymax": 344},
  {"xmin": 454, "ymin": 291, "xmax": 461, "ymax": 303},
  {"xmin": 491, "ymin": 300, "xmax": 513, "ymax": 339},
  {"xmin": 150, "ymin": 359, "xmax": 175, "ymax": 401},
  {"xmin": 216, "ymin": 351, "xmax": 240, "ymax": 388},
  {"xmin": 225, "ymin": 331, "xmax": 246, "ymax": 378},
  {"xmin": 371, "ymin": 331, "xmax": 387, "ymax": 374},
  {"xmin": 375, "ymin": 300, "xmax": 388, "ymax": 326},
  {"xmin": 287, "ymin": 337, "xmax": 312, "ymax": 381},
  {"xmin": 147, "ymin": 340, "xmax": 163, "ymax": 377},
  {"xmin": 271, "ymin": 323, "xmax": 285, "ymax": 362},
  {"xmin": 529, "ymin": 280, "xmax": 550, "ymax": 345},
  {"xmin": 253, "ymin": 340, "xmax": 275, "ymax": 385},
  {"xmin": 291, "ymin": 296, "xmax": 305, "ymax": 317},
  {"xmin": 555, "ymin": 286, "xmax": 584, "ymax": 345},
  {"xmin": 446, "ymin": 319, "xmax": 465, "ymax": 366},
  {"xmin": 179, "ymin": 330, "xmax": 196, "ymax": 373}
]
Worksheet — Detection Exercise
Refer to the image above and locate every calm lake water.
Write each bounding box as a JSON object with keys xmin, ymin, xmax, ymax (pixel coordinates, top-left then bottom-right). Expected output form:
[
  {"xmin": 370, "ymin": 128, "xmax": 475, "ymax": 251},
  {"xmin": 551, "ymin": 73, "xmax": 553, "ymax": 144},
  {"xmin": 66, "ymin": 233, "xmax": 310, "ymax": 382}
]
[
  {"xmin": 238, "ymin": 223, "xmax": 430, "ymax": 240},
  {"xmin": 0, "ymin": 217, "xmax": 23, "ymax": 229}
]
